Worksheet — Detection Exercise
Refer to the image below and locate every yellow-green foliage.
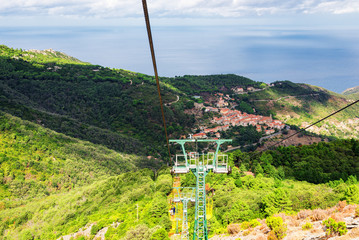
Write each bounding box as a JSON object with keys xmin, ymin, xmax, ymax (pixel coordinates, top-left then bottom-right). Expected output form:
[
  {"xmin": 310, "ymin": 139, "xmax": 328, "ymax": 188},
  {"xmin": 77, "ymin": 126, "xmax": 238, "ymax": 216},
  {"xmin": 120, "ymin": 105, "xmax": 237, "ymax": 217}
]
[
  {"xmin": 249, "ymin": 219, "xmax": 261, "ymax": 228},
  {"xmin": 0, "ymin": 45, "xmax": 87, "ymax": 66},
  {"xmin": 323, "ymin": 218, "xmax": 348, "ymax": 237},
  {"xmin": 243, "ymin": 230, "xmax": 251, "ymax": 236},
  {"xmin": 267, "ymin": 230, "xmax": 278, "ymax": 240},
  {"xmin": 0, "ymin": 112, "xmax": 139, "ymax": 200},
  {"xmin": 355, "ymin": 206, "xmax": 359, "ymax": 217},
  {"xmin": 266, "ymin": 216, "xmax": 287, "ymax": 240},
  {"xmin": 0, "ymin": 169, "xmax": 172, "ymax": 239},
  {"xmin": 240, "ymin": 221, "xmax": 250, "ymax": 230},
  {"xmin": 266, "ymin": 216, "xmax": 283, "ymax": 230},
  {"xmin": 240, "ymin": 219, "xmax": 261, "ymax": 230},
  {"xmin": 302, "ymin": 222, "xmax": 313, "ymax": 230}
]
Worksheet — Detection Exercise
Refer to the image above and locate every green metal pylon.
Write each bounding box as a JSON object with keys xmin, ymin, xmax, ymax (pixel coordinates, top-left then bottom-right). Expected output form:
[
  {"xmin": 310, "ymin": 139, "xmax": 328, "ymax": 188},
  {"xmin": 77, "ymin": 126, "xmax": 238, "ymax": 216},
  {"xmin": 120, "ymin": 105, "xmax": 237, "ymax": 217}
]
[
  {"xmin": 173, "ymin": 187, "xmax": 196, "ymax": 240},
  {"xmin": 170, "ymin": 139, "xmax": 232, "ymax": 240},
  {"xmin": 182, "ymin": 199, "xmax": 190, "ymax": 240},
  {"xmin": 192, "ymin": 163, "xmax": 208, "ymax": 240}
]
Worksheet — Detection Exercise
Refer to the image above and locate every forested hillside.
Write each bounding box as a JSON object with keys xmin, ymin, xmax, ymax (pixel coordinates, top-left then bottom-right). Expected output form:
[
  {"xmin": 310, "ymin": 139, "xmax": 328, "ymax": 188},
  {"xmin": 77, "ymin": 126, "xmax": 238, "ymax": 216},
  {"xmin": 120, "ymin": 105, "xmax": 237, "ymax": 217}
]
[
  {"xmin": 0, "ymin": 45, "xmax": 194, "ymax": 157},
  {"xmin": 0, "ymin": 167, "xmax": 173, "ymax": 239},
  {"xmin": 343, "ymin": 86, "xmax": 359, "ymax": 101},
  {"xmin": 0, "ymin": 112, "xmax": 142, "ymax": 200},
  {"xmin": 342, "ymin": 86, "xmax": 359, "ymax": 96},
  {"xmin": 2, "ymin": 133, "xmax": 359, "ymax": 239},
  {"xmin": 233, "ymin": 81, "xmax": 359, "ymax": 139},
  {"xmin": 238, "ymin": 139, "xmax": 359, "ymax": 184},
  {"xmin": 1, "ymin": 44, "xmax": 359, "ymax": 239},
  {"xmin": 162, "ymin": 74, "xmax": 263, "ymax": 95}
]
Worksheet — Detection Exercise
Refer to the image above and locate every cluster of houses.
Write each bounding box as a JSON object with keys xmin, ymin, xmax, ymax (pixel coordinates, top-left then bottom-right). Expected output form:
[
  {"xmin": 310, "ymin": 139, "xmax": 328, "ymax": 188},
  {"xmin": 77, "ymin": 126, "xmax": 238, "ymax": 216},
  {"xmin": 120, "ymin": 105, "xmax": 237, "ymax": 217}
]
[
  {"xmin": 212, "ymin": 93, "xmax": 232, "ymax": 108},
  {"xmin": 192, "ymin": 107, "xmax": 285, "ymax": 139}
]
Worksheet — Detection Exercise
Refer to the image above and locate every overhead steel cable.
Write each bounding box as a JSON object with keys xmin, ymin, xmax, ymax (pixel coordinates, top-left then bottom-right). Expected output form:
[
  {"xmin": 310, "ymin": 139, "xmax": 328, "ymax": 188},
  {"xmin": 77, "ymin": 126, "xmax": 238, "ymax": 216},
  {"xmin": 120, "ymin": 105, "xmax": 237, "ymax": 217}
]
[
  {"xmin": 142, "ymin": 0, "xmax": 171, "ymax": 164},
  {"xmin": 251, "ymin": 99, "xmax": 359, "ymax": 159}
]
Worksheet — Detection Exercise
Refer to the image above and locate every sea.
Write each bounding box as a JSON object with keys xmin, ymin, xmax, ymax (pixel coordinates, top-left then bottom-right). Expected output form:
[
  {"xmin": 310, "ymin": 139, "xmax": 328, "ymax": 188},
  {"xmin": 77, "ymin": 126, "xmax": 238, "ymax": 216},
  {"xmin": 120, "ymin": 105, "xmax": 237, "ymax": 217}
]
[{"xmin": 1, "ymin": 25, "xmax": 358, "ymax": 93}]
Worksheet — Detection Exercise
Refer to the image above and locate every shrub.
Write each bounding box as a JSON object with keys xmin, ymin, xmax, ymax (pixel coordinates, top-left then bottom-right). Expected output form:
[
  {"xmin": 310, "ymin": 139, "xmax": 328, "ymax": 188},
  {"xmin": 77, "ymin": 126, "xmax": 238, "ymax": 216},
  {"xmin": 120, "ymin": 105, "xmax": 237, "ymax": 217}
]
[
  {"xmin": 74, "ymin": 236, "xmax": 85, "ymax": 240},
  {"xmin": 266, "ymin": 217, "xmax": 283, "ymax": 230},
  {"xmin": 249, "ymin": 219, "xmax": 261, "ymax": 228},
  {"xmin": 227, "ymin": 223, "xmax": 241, "ymax": 234},
  {"xmin": 151, "ymin": 228, "xmax": 170, "ymax": 240},
  {"xmin": 301, "ymin": 222, "xmax": 313, "ymax": 230},
  {"xmin": 272, "ymin": 225, "xmax": 287, "ymax": 240},
  {"xmin": 265, "ymin": 217, "xmax": 287, "ymax": 240},
  {"xmin": 297, "ymin": 209, "xmax": 311, "ymax": 220},
  {"xmin": 267, "ymin": 230, "xmax": 278, "ymax": 240},
  {"xmin": 243, "ymin": 230, "xmax": 251, "ymax": 236},
  {"xmin": 337, "ymin": 200, "xmax": 347, "ymax": 211},
  {"xmin": 344, "ymin": 185, "xmax": 359, "ymax": 204},
  {"xmin": 91, "ymin": 220, "xmax": 106, "ymax": 235},
  {"xmin": 21, "ymin": 230, "xmax": 33, "ymax": 240},
  {"xmin": 91, "ymin": 224, "xmax": 100, "ymax": 235},
  {"xmin": 240, "ymin": 221, "xmax": 250, "ymax": 230},
  {"xmin": 239, "ymin": 219, "xmax": 261, "ymax": 230},
  {"xmin": 330, "ymin": 212, "xmax": 344, "ymax": 222},
  {"xmin": 310, "ymin": 209, "xmax": 328, "ymax": 221},
  {"xmin": 213, "ymin": 227, "xmax": 227, "ymax": 235},
  {"xmin": 322, "ymin": 217, "xmax": 348, "ymax": 237},
  {"xmin": 124, "ymin": 224, "xmax": 152, "ymax": 240},
  {"xmin": 224, "ymin": 201, "xmax": 254, "ymax": 223},
  {"xmin": 356, "ymin": 206, "xmax": 359, "ymax": 218}
]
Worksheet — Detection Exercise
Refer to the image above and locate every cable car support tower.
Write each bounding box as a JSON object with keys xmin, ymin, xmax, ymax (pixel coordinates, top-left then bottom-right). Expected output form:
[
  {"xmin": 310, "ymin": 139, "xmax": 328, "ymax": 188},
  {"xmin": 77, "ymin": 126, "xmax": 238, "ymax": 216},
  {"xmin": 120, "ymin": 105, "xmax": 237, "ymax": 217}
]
[
  {"xmin": 170, "ymin": 139, "xmax": 232, "ymax": 240},
  {"xmin": 173, "ymin": 187, "xmax": 196, "ymax": 239}
]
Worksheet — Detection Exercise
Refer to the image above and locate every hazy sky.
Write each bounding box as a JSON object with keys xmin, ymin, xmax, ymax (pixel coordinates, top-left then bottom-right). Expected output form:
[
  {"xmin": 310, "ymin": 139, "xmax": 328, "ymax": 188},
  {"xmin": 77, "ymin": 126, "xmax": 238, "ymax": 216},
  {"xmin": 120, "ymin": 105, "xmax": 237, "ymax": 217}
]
[
  {"xmin": 0, "ymin": 0, "xmax": 358, "ymax": 17},
  {"xmin": 1, "ymin": 0, "xmax": 358, "ymax": 92},
  {"xmin": 1, "ymin": 0, "xmax": 359, "ymax": 25}
]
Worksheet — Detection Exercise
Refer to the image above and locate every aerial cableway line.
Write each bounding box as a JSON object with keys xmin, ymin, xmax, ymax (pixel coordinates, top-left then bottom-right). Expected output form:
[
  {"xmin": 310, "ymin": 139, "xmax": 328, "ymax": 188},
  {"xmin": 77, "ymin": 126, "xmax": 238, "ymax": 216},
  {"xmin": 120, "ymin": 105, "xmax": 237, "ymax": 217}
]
[
  {"xmin": 251, "ymin": 99, "xmax": 359, "ymax": 158},
  {"xmin": 142, "ymin": 0, "xmax": 171, "ymax": 163}
]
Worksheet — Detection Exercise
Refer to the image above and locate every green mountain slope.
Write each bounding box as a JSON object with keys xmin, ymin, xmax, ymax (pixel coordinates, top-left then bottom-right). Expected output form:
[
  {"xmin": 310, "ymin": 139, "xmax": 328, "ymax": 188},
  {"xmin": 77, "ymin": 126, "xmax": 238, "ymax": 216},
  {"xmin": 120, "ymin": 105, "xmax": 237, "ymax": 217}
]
[
  {"xmin": 162, "ymin": 74, "xmax": 264, "ymax": 95},
  {"xmin": 2, "ymin": 44, "xmax": 359, "ymax": 239},
  {"xmin": 0, "ymin": 45, "xmax": 194, "ymax": 156},
  {"xmin": 235, "ymin": 81, "xmax": 359, "ymax": 139},
  {"xmin": 0, "ymin": 111, "xmax": 143, "ymax": 200},
  {"xmin": 342, "ymin": 85, "xmax": 359, "ymax": 101},
  {"xmin": 1, "ymin": 88, "xmax": 359, "ymax": 239},
  {"xmin": 2, "ymin": 137, "xmax": 359, "ymax": 239},
  {"xmin": 0, "ymin": 168, "xmax": 173, "ymax": 240},
  {"xmin": 342, "ymin": 86, "xmax": 359, "ymax": 96}
]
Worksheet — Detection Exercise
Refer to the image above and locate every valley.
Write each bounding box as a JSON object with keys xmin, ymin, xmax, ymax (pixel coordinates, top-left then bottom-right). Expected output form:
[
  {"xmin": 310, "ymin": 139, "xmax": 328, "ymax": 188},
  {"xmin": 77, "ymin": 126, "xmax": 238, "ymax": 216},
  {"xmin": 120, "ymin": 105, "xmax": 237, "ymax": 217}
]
[{"xmin": 0, "ymin": 45, "xmax": 359, "ymax": 240}]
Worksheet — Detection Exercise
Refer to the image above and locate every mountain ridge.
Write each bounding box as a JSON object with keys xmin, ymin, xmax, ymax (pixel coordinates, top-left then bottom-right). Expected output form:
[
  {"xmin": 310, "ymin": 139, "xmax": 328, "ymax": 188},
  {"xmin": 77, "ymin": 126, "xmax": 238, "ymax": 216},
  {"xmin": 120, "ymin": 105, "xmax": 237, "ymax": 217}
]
[
  {"xmin": 342, "ymin": 85, "xmax": 359, "ymax": 95},
  {"xmin": 1, "ymin": 45, "xmax": 359, "ymax": 240},
  {"xmin": 1, "ymin": 45, "xmax": 358, "ymax": 155}
]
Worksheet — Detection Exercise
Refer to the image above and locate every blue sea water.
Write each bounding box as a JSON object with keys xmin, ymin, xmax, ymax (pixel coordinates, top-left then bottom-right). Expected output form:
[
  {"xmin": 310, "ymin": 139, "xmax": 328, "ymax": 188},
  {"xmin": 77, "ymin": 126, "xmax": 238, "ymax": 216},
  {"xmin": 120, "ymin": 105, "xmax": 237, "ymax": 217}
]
[{"xmin": 1, "ymin": 25, "xmax": 358, "ymax": 93}]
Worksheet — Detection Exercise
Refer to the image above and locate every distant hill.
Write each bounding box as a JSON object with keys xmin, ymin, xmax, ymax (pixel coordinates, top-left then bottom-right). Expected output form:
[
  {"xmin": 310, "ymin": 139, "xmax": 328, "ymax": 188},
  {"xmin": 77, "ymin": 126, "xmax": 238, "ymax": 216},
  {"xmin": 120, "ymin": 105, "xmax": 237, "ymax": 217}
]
[
  {"xmin": 234, "ymin": 81, "xmax": 359, "ymax": 139},
  {"xmin": 162, "ymin": 74, "xmax": 263, "ymax": 95},
  {"xmin": 342, "ymin": 86, "xmax": 359, "ymax": 95},
  {"xmin": 1, "ymin": 44, "xmax": 358, "ymax": 153},
  {"xmin": 0, "ymin": 45, "xmax": 86, "ymax": 65},
  {"xmin": 342, "ymin": 86, "xmax": 359, "ymax": 101}
]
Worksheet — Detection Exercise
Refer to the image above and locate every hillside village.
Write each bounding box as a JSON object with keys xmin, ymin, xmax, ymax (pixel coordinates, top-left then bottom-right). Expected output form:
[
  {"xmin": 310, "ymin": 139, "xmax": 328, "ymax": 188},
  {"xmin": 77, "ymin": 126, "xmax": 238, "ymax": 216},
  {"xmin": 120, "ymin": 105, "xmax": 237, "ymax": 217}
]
[{"xmin": 192, "ymin": 91, "xmax": 286, "ymax": 139}]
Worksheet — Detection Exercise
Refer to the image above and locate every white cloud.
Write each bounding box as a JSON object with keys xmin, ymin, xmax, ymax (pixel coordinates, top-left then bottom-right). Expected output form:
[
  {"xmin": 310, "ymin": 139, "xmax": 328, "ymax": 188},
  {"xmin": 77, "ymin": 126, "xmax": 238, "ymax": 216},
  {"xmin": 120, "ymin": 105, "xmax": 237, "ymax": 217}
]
[{"xmin": 0, "ymin": 0, "xmax": 358, "ymax": 18}]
